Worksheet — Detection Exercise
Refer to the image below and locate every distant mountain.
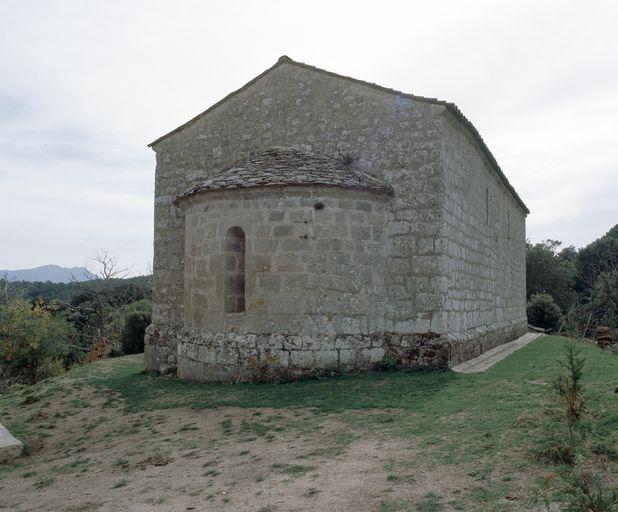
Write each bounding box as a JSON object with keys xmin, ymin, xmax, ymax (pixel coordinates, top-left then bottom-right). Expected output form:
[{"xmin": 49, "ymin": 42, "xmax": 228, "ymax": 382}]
[{"xmin": 0, "ymin": 265, "xmax": 95, "ymax": 283}]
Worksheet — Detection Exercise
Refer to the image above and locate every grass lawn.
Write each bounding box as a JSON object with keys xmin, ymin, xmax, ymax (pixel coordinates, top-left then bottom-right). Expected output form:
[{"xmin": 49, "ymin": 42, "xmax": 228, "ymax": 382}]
[{"xmin": 0, "ymin": 335, "xmax": 616, "ymax": 511}]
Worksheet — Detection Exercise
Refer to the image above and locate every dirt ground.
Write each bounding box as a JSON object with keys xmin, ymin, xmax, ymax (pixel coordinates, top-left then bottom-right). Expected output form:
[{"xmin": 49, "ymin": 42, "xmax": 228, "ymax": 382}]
[
  {"xmin": 1, "ymin": 398, "xmax": 475, "ymax": 512},
  {"xmin": 3, "ymin": 338, "xmax": 616, "ymax": 511}
]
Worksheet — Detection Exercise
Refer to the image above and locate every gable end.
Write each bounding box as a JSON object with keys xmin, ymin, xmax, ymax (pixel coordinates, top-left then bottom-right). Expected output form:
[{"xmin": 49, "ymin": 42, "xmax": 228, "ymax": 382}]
[{"xmin": 149, "ymin": 55, "xmax": 528, "ymax": 214}]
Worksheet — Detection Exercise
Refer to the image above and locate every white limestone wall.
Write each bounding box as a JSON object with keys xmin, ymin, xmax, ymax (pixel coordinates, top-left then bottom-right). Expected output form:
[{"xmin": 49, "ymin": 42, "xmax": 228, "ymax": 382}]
[
  {"xmin": 146, "ymin": 60, "xmax": 446, "ymax": 370},
  {"xmin": 439, "ymin": 112, "xmax": 528, "ymax": 363},
  {"xmin": 179, "ymin": 186, "xmax": 392, "ymax": 335}
]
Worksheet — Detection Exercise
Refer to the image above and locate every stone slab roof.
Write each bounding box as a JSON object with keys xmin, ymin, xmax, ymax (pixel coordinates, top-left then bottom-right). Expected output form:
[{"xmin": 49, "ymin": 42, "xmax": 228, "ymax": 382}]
[{"xmin": 174, "ymin": 147, "xmax": 394, "ymax": 204}]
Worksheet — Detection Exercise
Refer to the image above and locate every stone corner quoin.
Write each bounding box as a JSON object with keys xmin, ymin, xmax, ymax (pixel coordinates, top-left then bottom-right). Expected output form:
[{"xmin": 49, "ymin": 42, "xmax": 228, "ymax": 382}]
[{"xmin": 144, "ymin": 56, "xmax": 529, "ymax": 383}]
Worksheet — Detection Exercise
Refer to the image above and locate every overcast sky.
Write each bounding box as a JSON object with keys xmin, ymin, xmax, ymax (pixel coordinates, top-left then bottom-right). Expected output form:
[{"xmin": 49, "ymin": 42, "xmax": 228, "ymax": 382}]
[{"xmin": 1, "ymin": 0, "xmax": 616, "ymax": 273}]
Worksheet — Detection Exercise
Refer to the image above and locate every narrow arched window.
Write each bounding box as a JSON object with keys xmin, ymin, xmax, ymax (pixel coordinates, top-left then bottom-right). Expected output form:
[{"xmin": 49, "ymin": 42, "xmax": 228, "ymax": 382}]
[{"xmin": 225, "ymin": 226, "xmax": 245, "ymax": 313}]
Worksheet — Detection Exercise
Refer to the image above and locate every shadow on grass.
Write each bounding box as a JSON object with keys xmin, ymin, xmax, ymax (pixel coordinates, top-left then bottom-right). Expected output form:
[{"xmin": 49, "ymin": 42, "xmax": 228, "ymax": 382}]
[
  {"xmin": 1, "ymin": 335, "xmax": 615, "ymax": 490},
  {"xmin": 81, "ymin": 358, "xmax": 462, "ymax": 413},
  {"xmin": 31, "ymin": 336, "xmax": 618, "ymax": 428}
]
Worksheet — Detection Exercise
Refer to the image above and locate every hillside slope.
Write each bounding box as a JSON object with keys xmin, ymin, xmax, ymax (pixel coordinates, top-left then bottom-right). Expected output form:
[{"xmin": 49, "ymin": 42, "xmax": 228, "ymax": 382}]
[
  {"xmin": 0, "ymin": 265, "xmax": 94, "ymax": 283},
  {"xmin": 0, "ymin": 336, "xmax": 616, "ymax": 511}
]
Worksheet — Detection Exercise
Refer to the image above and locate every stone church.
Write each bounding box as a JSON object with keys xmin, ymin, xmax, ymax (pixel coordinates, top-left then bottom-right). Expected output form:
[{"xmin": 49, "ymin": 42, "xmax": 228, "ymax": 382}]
[{"xmin": 145, "ymin": 56, "xmax": 529, "ymax": 382}]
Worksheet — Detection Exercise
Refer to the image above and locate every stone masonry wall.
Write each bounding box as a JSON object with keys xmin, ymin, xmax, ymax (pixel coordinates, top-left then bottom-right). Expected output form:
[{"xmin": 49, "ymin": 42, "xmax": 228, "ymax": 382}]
[
  {"xmin": 177, "ymin": 331, "xmax": 448, "ymax": 383},
  {"xmin": 180, "ymin": 186, "xmax": 392, "ymax": 335},
  {"xmin": 439, "ymin": 112, "xmax": 528, "ymax": 364},
  {"xmin": 146, "ymin": 60, "xmax": 448, "ymax": 371},
  {"xmin": 147, "ymin": 58, "xmax": 529, "ymax": 378}
]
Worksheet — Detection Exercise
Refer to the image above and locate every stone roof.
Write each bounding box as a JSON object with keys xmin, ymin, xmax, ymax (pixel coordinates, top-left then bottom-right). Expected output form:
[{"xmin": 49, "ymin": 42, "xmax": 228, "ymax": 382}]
[
  {"xmin": 174, "ymin": 147, "xmax": 394, "ymax": 204},
  {"xmin": 152, "ymin": 55, "xmax": 529, "ymax": 214}
]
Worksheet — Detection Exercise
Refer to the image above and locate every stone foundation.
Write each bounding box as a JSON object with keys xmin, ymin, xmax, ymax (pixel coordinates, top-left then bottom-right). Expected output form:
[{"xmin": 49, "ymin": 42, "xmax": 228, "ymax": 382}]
[
  {"xmin": 144, "ymin": 324, "xmax": 179, "ymax": 372},
  {"xmin": 174, "ymin": 323, "xmax": 524, "ymax": 383},
  {"xmin": 177, "ymin": 330, "xmax": 386, "ymax": 382},
  {"xmin": 447, "ymin": 319, "xmax": 528, "ymax": 365},
  {"xmin": 149, "ymin": 316, "xmax": 528, "ymax": 382}
]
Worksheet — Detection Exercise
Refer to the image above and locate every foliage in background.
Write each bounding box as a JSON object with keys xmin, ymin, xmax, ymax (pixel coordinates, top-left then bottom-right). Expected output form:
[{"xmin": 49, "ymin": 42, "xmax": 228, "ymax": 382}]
[
  {"xmin": 0, "ymin": 300, "xmax": 77, "ymax": 383},
  {"xmin": 0, "ymin": 274, "xmax": 152, "ymax": 304},
  {"xmin": 591, "ymin": 271, "xmax": 618, "ymax": 330},
  {"xmin": 527, "ymin": 293, "xmax": 563, "ymax": 331},
  {"xmin": 575, "ymin": 225, "xmax": 618, "ymax": 295},
  {"xmin": 66, "ymin": 282, "xmax": 151, "ymax": 357},
  {"xmin": 120, "ymin": 312, "xmax": 151, "ymax": 355},
  {"xmin": 526, "ymin": 239, "xmax": 577, "ymax": 311},
  {"xmin": 0, "ymin": 253, "xmax": 152, "ymax": 384},
  {"xmin": 56, "ymin": 250, "xmax": 152, "ymax": 361},
  {"xmin": 526, "ymin": 225, "xmax": 618, "ymax": 338}
]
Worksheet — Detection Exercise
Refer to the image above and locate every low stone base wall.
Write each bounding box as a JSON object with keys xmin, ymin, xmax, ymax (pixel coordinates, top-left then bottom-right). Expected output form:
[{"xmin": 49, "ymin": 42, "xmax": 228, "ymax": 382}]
[
  {"xmin": 446, "ymin": 319, "xmax": 529, "ymax": 366},
  {"xmin": 144, "ymin": 323, "xmax": 180, "ymax": 373},
  {"xmin": 153, "ymin": 319, "xmax": 528, "ymax": 382},
  {"xmin": 176, "ymin": 329, "xmax": 452, "ymax": 383}
]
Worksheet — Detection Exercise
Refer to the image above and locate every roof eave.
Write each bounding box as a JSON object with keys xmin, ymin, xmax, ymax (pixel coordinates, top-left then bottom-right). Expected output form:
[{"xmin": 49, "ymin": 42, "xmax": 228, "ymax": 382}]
[
  {"xmin": 442, "ymin": 105, "xmax": 530, "ymax": 215},
  {"xmin": 148, "ymin": 56, "xmax": 293, "ymax": 148},
  {"xmin": 173, "ymin": 181, "xmax": 394, "ymax": 206}
]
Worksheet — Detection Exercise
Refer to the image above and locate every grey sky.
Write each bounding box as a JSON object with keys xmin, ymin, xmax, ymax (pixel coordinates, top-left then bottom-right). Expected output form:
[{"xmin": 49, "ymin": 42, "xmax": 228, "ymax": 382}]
[{"xmin": 1, "ymin": 0, "xmax": 616, "ymax": 273}]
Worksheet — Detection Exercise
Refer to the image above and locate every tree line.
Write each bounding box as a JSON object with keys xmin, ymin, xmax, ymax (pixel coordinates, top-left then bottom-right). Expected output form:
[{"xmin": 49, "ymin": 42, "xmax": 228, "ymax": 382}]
[
  {"xmin": 526, "ymin": 224, "xmax": 617, "ymax": 336},
  {"xmin": 0, "ymin": 252, "xmax": 152, "ymax": 387}
]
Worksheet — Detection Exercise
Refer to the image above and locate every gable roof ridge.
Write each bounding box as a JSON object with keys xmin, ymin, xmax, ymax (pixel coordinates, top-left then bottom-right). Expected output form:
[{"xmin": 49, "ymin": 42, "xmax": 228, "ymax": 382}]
[
  {"xmin": 147, "ymin": 57, "xmax": 289, "ymax": 148},
  {"xmin": 279, "ymin": 58, "xmax": 528, "ymax": 214},
  {"xmin": 277, "ymin": 55, "xmax": 450, "ymax": 107},
  {"xmin": 150, "ymin": 55, "xmax": 529, "ymax": 214}
]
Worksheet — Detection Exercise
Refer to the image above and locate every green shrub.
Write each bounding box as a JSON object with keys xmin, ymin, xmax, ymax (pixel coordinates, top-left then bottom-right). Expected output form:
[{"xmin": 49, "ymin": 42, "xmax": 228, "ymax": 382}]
[
  {"xmin": 561, "ymin": 303, "xmax": 593, "ymax": 339},
  {"xmin": 35, "ymin": 357, "xmax": 65, "ymax": 381},
  {"xmin": 526, "ymin": 240, "xmax": 577, "ymax": 311},
  {"xmin": 555, "ymin": 343, "xmax": 586, "ymax": 442},
  {"xmin": 532, "ymin": 343, "xmax": 618, "ymax": 510},
  {"xmin": 592, "ymin": 271, "xmax": 618, "ymax": 331},
  {"xmin": 120, "ymin": 312, "xmax": 151, "ymax": 354},
  {"xmin": 563, "ymin": 472, "xmax": 618, "ymax": 511},
  {"xmin": 527, "ymin": 293, "xmax": 563, "ymax": 330},
  {"xmin": 107, "ymin": 298, "xmax": 152, "ymax": 342},
  {"xmin": 0, "ymin": 300, "xmax": 76, "ymax": 383},
  {"xmin": 535, "ymin": 343, "xmax": 589, "ymax": 466}
]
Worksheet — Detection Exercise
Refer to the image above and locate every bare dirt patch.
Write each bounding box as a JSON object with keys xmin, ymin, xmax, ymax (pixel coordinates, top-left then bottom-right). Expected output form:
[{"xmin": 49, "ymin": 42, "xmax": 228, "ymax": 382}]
[
  {"xmin": 1, "ymin": 398, "xmax": 472, "ymax": 512},
  {"xmin": 3, "ymin": 339, "xmax": 615, "ymax": 511}
]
